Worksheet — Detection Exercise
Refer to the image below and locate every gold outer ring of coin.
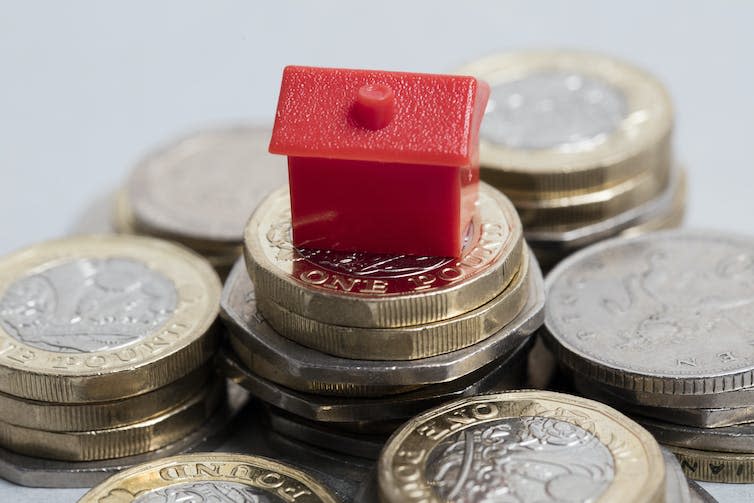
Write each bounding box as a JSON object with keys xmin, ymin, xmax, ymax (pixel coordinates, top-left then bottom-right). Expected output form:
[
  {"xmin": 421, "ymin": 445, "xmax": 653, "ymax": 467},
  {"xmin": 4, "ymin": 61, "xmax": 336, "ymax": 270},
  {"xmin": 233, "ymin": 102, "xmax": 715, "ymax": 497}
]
[
  {"xmin": 257, "ymin": 248, "xmax": 531, "ymax": 360},
  {"xmin": 78, "ymin": 452, "xmax": 341, "ymax": 503},
  {"xmin": 458, "ymin": 50, "xmax": 673, "ymax": 196},
  {"xmin": 244, "ymin": 183, "xmax": 524, "ymax": 329},
  {"xmin": 668, "ymin": 445, "xmax": 754, "ymax": 483},
  {"xmin": 0, "ymin": 378, "xmax": 223, "ymax": 462},
  {"xmin": 0, "ymin": 234, "xmax": 222, "ymax": 403},
  {"xmin": 0, "ymin": 365, "xmax": 210, "ymax": 432},
  {"xmin": 378, "ymin": 390, "xmax": 665, "ymax": 503},
  {"xmin": 511, "ymin": 159, "xmax": 670, "ymax": 230}
]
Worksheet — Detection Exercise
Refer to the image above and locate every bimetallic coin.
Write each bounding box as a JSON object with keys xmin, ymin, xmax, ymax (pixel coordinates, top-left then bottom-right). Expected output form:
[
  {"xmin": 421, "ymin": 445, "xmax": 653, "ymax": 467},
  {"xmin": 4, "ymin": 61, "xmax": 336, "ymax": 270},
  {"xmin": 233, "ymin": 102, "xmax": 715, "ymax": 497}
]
[
  {"xmin": 257, "ymin": 249, "xmax": 530, "ymax": 360},
  {"xmin": 459, "ymin": 50, "xmax": 673, "ymax": 196},
  {"xmin": 379, "ymin": 390, "xmax": 665, "ymax": 503},
  {"xmin": 244, "ymin": 184, "xmax": 524, "ymax": 328},
  {"xmin": 670, "ymin": 446, "xmax": 754, "ymax": 483},
  {"xmin": 78, "ymin": 452, "xmax": 340, "ymax": 503},
  {"xmin": 126, "ymin": 126, "xmax": 288, "ymax": 247},
  {"xmin": 0, "ymin": 378, "xmax": 223, "ymax": 461},
  {"xmin": 0, "ymin": 365, "xmax": 210, "ymax": 431},
  {"xmin": 221, "ymin": 257, "xmax": 545, "ymax": 397},
  {"xmin": 545, "ymin": 230, "xmax": 754, "ymax": 395},
  {"xmin": 220, "ymin": 336, "xmax": 529, "ymax": 423},
  {"xmin": 0, "ymin": 235, "xmax": 221, "ymax": 402},
  {"xmin": 663, "ymin": 446, "xmax": 693, "ymax": 503}
]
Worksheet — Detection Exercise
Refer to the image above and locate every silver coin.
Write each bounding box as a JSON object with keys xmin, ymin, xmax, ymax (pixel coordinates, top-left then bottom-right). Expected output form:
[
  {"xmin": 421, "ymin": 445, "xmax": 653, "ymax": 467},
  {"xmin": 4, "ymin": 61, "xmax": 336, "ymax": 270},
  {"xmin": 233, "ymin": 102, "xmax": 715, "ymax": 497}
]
[
  {"xmin": 483, "ymin": 70, "xmax": 627, "ymax": 151},
  {"xmin": 640, "ymin": 417, "xmax": 754, "ymax": 454},
  {"xmin": 572, "ymin": 375, "xmax": 754, "ymax": 428},
  {"xmin": 545, "ymin": 230, "xmax": 754, "ymax": 395},
  {"xmin": 0, "ymin": 257, "xmax": 176, "ymax": 353},
  {"xmin": 526, "ymin": 162, "xmax": 686, "ymax": 250},
  {"xmin": 220, "ymin": 336, "xmax": 530, "ymax": 424},
  {"xmin": 220, "ymin": 256, "xmax": 544, "ymax": 396},
  {"xmin": 0, "ymin": 382, "xmax": 248, "ymax": 488},
  {"xmin": 663, "ymin": 446, "xmax": 693, "ymax": 503},
  {"xmin": 687, "ymin": 479, "xmax": 718, "ymax": 503},
  {"xmin": 127, "ymin": 125, "xmax": 287, "ymax": 245}
]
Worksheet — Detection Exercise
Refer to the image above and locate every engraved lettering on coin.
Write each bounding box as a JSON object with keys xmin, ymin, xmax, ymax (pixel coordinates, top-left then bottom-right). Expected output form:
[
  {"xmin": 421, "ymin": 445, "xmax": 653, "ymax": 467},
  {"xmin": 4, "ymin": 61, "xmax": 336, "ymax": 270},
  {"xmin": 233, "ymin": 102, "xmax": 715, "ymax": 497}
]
[
  {"xmin": 482, "ymin": 71, "xmax": 627, "ymax": 150},
  {"xmin": 0, "ymin": 258, "xmax": 176, "ymax": 353},
  {"xmin": 425, "ymin": 416, "xmax": 614, "ymax": 502},
  {"xmin": 547, "ymin": 233, "xmax": 754, "ymax": 376},
  {"xmin": 128, "ymin": 481, "xmax": 285, "ymax": 503}
]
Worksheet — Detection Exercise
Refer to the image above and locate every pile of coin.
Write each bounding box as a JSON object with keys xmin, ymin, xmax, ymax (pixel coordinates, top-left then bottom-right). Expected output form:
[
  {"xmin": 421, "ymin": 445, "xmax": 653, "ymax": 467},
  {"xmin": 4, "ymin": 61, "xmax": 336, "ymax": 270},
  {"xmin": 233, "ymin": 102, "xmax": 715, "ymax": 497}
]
[
  {"xmin": 114, "ymin": 126, "xmax": 287, "ymax": 277},
  {"xmin": 458, "ymin": 50, "xmax": 685, "ymax": 270},
  {"xmin": 219, "ymin": 182, "xmax": 546, "ymax": 457},
  {"xmin": 543, "ymin": 230, "xmax": 754, "ymax": 484},
  {"xmin": 0, "ymin": 235, "xmax": 226, "ymax": 466}
]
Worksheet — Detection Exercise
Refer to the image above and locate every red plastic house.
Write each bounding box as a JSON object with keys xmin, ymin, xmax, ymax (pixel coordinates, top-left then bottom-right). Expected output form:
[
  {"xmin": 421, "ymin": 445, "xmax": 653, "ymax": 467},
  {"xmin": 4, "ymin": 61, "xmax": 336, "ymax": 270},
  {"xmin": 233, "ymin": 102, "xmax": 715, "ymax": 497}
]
[{"xmin": 269, "ymin": 65, "xmax": 490, "ymax": 258}]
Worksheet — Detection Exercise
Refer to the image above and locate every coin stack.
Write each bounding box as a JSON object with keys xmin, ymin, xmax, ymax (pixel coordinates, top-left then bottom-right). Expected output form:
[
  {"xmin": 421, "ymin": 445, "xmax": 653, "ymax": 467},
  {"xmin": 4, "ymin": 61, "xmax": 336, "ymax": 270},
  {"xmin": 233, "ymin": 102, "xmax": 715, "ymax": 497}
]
[
  {"xmin": 458, "ymin": 50, "xmax": 685, "ymax": 270},
  {"xmin": 0, "ymin": 235, "xmax": 225, "ymax": 466},
  {"xmin": 114, "ymin": 126, "xmax": 287, "ymax": 277},
  {"xmin": 219, "ymin": 183, "xmax": 546, "ymax": 458},
  {"xmin": 543, "ymin": 230, "xmax": 754, "ymax": 484}
]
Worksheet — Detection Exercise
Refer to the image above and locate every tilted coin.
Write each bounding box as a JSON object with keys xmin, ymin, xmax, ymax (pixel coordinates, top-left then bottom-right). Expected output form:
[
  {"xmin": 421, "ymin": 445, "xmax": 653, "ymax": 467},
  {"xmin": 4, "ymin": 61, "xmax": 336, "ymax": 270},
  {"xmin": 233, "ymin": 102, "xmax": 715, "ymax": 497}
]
[
  {"xmin": 125, "ymin": 125, "xmax": 287, "ymax": 248},
  {"xmin": 545, "ymin": 230, "xmax": 754, "ymax": 395},
  {"xmin": 687, "ymin": 479, "xmax": 718, "ymax": 503},
  {"xmin": 0, "ymin": 235, "xmax": 221, "ymax": 402},
  {"xmin": 669, "ymin": 445, "xmax": 754, "ymax": 483},
  {"xmin": 0, "ymin": 365, "xmax": 210, "ymax": 431},
  {"xmin": 639, "ymin": 416, "xmax": 754, "ymax": 454},
  {"xmin": 458, "ymin": 50, "xmax": 673, "ymax": 196},
  {"xmin": 77, "ymin": 452, "xmax": 340, "ymax": 503},
  {"xmin": 379, "ymin": 390, "xmax": 666, "ymax": 503},
  {"xmin": 221, "ymin": 256, "xmax": 544, "ymax": 396},
  {"xmin": 0, "ymin": 378, "xmax": 223, "ymax": 461},
  {"xmin": 256, "ymin": 248, "xmax": 530, "ymax": 360},
  {"xmin": 663, "ymin": 446, "xmax": 693, "ymax": 503},
  {"xmin": 220, "ymin": 336, "xmax": 530, "ymax": 423},
  {"xmin": 244, "ymin": 183, "xmax": 524, "ymax": 328}
]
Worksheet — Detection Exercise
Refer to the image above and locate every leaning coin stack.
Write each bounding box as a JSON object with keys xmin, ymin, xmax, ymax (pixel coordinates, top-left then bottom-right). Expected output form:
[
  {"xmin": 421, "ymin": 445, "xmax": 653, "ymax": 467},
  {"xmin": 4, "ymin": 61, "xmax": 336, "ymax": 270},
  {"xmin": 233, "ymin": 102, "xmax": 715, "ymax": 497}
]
[
  {"xmin": 219, "ymin": 182, "xmax": 546, "ymax": 458},
  {"xmin": 458, "ymin": 50, "xmax": 685, "ymax": 270},
  {"xmin": 378, "ymin": 391, "xmax": 675, "ymax": 503},
  {"xmin": 114, "ymin": 125, "xmax": 287, "ymax": 277},
  {"xmin": 543, "ymin": 230, "xmax": 754, "ymax": 484},
  {"xmin": 0, "ymin": 235, "xmax": 225, "ymax": 471}
]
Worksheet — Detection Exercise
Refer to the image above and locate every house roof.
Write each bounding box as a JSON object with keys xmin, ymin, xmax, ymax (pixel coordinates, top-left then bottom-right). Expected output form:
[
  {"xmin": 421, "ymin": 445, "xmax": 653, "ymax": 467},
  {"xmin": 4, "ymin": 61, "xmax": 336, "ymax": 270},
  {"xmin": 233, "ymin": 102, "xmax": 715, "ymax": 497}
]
[{"xmin": 269, "ymin": 66, "xmax": 489, "ymax": 167}]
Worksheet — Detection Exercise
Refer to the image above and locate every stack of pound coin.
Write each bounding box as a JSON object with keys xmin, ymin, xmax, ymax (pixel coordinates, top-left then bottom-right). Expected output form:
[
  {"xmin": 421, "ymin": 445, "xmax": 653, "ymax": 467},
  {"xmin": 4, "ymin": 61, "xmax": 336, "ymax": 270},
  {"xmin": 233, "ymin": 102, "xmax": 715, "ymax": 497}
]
[
  {"xmin": 543, "ymin": 230, "xmax": 754, "ymax": 484},
  {"xmin": 458, "ymin": 50, "xmax": 686, "ymax": 270},
  {"xmin": 219, "ymin": 182, "xmax": 546, "ymax": 457},
  {"xmin": 0, "ymin": 235, "xmax": 227, "ymax": 471},
  {"xmin": 77, "ymin": 452, "xmax": 341, "ymax": 503},
  {"xmin": 114, "ymin": 125, "xmax": 287, "ymax": 277},
  {"xmin": 377, "ymin": 390, "xmax": 688, "ymax": 503}
]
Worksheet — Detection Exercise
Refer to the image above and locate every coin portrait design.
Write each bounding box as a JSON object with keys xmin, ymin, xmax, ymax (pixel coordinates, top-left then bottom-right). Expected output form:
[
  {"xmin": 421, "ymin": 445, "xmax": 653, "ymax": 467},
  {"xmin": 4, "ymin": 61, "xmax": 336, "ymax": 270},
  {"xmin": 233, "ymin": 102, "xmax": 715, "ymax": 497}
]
[
  {"xmin": 0, "ymin": 258, "xmax": 177, "ymax": 353},
  {"xmin": 129, "ymin": 481, "xmax": 286, "ymax": 503},
  {"xmin": 425, "ymin": 416, "xmax": 614, "ymax": 503},
  {"xmin": 546, "ymin": 232, "xmax": 754, "ymax": 381},
  {"xmin": 483, "ymin": 71, "xmax": 627, "ymax": 150}
]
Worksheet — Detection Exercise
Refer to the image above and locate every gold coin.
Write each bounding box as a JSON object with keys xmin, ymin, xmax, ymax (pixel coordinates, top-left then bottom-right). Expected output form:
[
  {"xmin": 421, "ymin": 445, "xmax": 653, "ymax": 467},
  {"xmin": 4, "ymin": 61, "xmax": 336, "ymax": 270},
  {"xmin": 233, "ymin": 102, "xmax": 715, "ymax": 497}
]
[
  {"xmin": 78, "ymin": 452, "xmax": 340, "ymax": 503},
  {"xmin": 459, "ymin": 50, "xmax": 673, "ymax": 197},
  {"xmin": 379, "ymin": 390, "xmax": 665, "ymax": 503},
  {"xmin": 0, "ymin": 364, "xmax": 210, "ymax": 431},
  {"xmin": 257, "ymin": 249, "xmax": 531, "ymax": 360},
  {"xmin": 244, "ymin": 183, "xmax": 524, "ymax": 328},
  {"xmin": 669, "ymin": 445, "xmax": 754, "ymax": 483},
  {"xmin": 0, "ymin": 378, "xmax": 223, "ymax": 461},
  {"xmin": 0, "ymin": 234, "xmax": 221, "ymax": 402}
]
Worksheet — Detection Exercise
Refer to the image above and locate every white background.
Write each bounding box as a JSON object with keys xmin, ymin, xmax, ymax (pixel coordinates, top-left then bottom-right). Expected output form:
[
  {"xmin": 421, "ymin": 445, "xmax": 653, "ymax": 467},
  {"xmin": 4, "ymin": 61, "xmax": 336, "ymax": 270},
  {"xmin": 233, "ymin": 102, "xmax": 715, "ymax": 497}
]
[{"xmin": 1, "ymin": 1, "xmax": 753, "ymax": 501}]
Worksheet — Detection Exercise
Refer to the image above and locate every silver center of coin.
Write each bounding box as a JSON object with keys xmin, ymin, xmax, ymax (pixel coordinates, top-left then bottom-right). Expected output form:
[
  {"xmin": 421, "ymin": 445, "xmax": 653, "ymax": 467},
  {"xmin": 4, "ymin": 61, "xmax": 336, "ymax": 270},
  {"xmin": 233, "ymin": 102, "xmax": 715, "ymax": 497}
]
[
  {"xmin": 133, "ymin": 481, "xmax": 285, "ymax": 503},
  {"xmin": 547, "ymin": 233, "xmax": 754, "ymax": 377},
  {"xmin": 425, "ymin": 416, "xmax": 614, "ymax": 502},
  {"xmin": 0, "ymin": 258, "xmax": 177, "ymax": 353},
  {"xmin": 482, "ymin": 71, "xmax": 627, "ymax": 150}
]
